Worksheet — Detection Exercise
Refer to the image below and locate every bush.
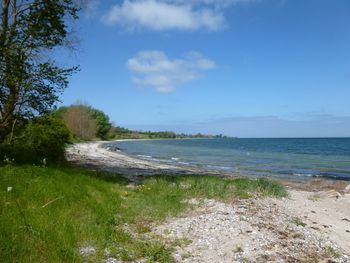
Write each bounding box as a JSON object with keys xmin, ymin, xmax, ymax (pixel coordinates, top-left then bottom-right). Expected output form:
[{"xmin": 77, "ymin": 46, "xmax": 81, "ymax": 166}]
[
  {"xmin": 0, "ymin": 116, "xmax": 70, "ymax": 164},
  {"xmin": 21, "ymin": 116, "xmax": 70, "ymax": 162}
]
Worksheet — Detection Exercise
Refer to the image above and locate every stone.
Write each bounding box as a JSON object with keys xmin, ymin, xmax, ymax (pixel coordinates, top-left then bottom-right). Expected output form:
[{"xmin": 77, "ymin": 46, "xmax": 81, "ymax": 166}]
[
  {"xmin": 79, "ymin": 246, "xmax": 96, "ymax": 256},
  {"xmin": 345, "ymin": 184, "xmax": 350, "ymax": 193}
]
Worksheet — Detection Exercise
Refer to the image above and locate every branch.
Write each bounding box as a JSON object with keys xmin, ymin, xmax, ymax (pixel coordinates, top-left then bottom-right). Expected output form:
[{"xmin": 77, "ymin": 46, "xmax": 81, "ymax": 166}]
[{"xmin": 0, "ymin": 0, "xmax": 10, "ymax": 47}]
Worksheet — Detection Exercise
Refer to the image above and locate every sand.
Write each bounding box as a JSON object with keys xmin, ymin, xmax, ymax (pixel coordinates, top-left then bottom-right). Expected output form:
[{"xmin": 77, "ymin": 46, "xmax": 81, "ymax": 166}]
[{"xmin": 67, "ymin": 141, "xmax": 350, "ymax": 262}]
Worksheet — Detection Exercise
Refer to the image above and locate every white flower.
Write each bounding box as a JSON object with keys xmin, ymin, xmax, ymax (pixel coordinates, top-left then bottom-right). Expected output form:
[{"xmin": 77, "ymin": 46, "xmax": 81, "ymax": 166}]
[{"xmin": 7, "ymin": 186, "xmax": 13, "ymax": 192}]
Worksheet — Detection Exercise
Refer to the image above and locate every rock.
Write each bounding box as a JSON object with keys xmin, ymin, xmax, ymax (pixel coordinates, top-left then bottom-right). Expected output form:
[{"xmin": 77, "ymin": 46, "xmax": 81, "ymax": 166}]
[
  {"xmin": 79, "ymin": 246, "xmax": 96, "ymax": 256},
  {"xmin": 345, "ymin": 184, "xmax": 350, "ymax": 193},
  {"xmin": 105, "ymin": 258, "xmax": 122, "ymax": 263}
]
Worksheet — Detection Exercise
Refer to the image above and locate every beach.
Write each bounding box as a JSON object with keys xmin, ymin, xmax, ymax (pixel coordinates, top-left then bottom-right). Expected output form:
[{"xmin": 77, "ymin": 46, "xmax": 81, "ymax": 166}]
[
  {"xmin": 66, "ymin": 140, "xmax": 209, "ymax": 181},
  {"xmin": 66, "ymin": 141, "xmax": 350, "ymax": 262}
]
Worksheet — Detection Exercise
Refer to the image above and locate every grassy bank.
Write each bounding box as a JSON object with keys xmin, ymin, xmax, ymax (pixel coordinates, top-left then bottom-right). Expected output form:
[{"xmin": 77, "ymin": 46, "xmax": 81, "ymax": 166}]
[{"xmin": 0, "ymin": 165, "xmax": 287, "ymax": 262}]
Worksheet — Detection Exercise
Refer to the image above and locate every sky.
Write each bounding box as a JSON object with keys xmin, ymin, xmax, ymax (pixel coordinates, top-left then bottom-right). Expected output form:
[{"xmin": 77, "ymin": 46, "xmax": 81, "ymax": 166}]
[{"xmin": 60, "ymin": 0, "xmax": 350, "ymax": 137}]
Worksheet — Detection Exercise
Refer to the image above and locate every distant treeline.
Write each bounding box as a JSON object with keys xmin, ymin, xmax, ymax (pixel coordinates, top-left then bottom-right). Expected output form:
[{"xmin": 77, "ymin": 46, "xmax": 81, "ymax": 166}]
[
  {"xmin": 108, "ymin": 126, "xmax": 224, "ymax": 140},
  {"xmin": 55, "ymin": 104, "xmax": 226, "ymax": 141}
]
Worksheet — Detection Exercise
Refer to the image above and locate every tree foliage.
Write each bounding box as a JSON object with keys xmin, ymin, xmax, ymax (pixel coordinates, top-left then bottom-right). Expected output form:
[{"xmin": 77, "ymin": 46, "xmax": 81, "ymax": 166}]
[
  {"xmin": 62, "ymin": 105, "xmax": 97, "ymax": 141},
  {"xmin": 89, "ymin": 108, "xmax": 111, "ymax": 139},
  {"xmin": 0, "ymin": 115, "xmax": 70, "ymax": 163},
  {"xmin": 20, "ymin": 115, "xmax": 70, "ymax": 162},
  {"xmin": 0, "ymin": 0, "xmax": 80, "ymax": 142},
  {"xmin": 56, "ymin": 104, "xmax": 111, "ymax": 140}
]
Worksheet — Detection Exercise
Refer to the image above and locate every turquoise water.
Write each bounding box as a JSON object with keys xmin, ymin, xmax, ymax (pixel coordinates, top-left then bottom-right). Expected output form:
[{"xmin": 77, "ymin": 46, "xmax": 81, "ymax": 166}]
[{"xmin": 107, "ymin": 138, "xmax": 350, "ymax": 181}]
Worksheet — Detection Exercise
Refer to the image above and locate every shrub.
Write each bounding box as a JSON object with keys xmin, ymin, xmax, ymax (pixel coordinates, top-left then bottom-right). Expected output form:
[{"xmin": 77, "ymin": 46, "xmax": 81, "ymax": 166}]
[
  {"xmin": 0, "ymin": 116, "xmax": 70, "ymax": 164},
  {"xmin": 20, "ymin": 116, "xmax": 70, "ymax": 162}
]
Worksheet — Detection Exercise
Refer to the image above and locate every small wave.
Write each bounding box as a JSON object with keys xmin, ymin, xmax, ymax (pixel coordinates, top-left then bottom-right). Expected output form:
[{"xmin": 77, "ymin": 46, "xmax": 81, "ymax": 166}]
[
  {"xmin": 161, "ymin": 159, "xmax": 174, "ymax": 163},
  {"xmin": 137, "ymin": 155, "xmax": 153, "ymax": 159},
  {"xmin": 293, "ymin": 173, "xmax": 317, "ymax": 177},
  {"xmin": 207, "ymin": 165, "xmax": 232, "ymax": 170},
  {"xmin": 178, "ymin": 161, "xmax": 189, "ymax": 165},
  {"xmin": 171, "ymin": 157, "xmax": 180, "ymax": 161},
  {"xmin": 293, "ymin": 173, "xmax": 350, "ymax": 181}
]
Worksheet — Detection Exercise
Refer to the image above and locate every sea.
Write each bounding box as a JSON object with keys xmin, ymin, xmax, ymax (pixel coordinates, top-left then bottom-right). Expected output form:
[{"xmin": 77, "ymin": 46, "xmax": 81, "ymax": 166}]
[{"xmin": 107, "ymin": 138, "xmax": 350, "ymax": 182}]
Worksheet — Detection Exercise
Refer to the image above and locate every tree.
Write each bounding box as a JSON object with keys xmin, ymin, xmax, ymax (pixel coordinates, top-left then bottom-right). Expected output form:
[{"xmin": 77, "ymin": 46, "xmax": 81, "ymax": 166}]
[
  {"xmin": 56, "ymin": 104, "xmax": 112, "ymax": 140},
  {"xmin": 0, "ymin": 0, "xmax": 79, "ymax": 142},
  {"xmin": 89, "ymin": 108, "xmax": 111, "ymax": 139},
  {"xmin": 62, "ymin": 105, "xmax": 97, "ymax": 140}
]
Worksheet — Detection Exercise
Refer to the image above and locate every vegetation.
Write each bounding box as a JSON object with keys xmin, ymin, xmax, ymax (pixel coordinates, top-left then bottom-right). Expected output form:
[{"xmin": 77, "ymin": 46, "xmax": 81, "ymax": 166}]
[
  {"xmin": 292, "ymin": 217, "xmax": 307, "ymax": 227},
  {"xmin": 0, "ymin": 165, "xmax": 287, "ymax": 262},
  {"xmin": 0, "ymin": 0, "xmax": 80, "ymax": 142},
  {"xmin": 55, "ymin": 104, "xmax": 113, "ymax": 141},
  {"xmin": 90, "ymin": 108, "xmax": 111, "ymax": 140},
  {"xmin": 0, "ymin": 115, "xmax": 70, "ymax": 164},
  {"xmin": 61, "ymin": 104, "xmax": 98, "ymax": 141},
  {"xmin": 108, "ymin": 126, "xmax": 222, "ymax": 140}
]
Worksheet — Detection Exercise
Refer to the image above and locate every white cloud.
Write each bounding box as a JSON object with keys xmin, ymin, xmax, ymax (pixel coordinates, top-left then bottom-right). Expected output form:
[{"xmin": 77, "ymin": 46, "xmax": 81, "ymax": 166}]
[
  {"xmin": 127, "ymin": 50, "xmax": 216, "ymax": 92},
  {"xmin": 102, "ymin": 0, "xmax": 255, "ymax": 31}
]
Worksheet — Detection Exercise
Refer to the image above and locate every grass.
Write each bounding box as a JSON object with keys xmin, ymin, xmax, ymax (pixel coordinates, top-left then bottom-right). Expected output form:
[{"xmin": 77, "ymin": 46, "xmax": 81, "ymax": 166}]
[
  {"xmin": 0, "ymin": 164, "xmax": 287, "ymax": 262},
  {"xmin": 292, "ymin": 217, "xmax": 307, "ymax": 227},
  {"xmin": 308, "ymin": 193, "xmax": 322, "ymax": 201}
]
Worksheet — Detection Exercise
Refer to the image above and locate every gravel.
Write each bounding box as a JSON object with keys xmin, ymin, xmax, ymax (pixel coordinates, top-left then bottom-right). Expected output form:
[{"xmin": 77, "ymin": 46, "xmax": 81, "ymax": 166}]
[{"xmin": 154, "ymin": 197, "xmax": 349, "ymax": 263}]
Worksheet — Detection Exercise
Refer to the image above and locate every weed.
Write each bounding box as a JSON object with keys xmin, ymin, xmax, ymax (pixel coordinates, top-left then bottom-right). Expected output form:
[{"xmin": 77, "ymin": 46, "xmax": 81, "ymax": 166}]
[{"xmin": 292, "ymin": 217, "xmax": 307, "ymax": 227}]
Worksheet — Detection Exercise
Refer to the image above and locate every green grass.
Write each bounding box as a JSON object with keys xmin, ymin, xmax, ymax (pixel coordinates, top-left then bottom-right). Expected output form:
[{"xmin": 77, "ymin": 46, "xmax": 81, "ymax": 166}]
[
  {"xmin": 0, "ymin": 165, "xmax": 287, "ymax": 262},
  {"xmin": 292, "ymin": 217, "xmax": 307, "ymax": 227}
]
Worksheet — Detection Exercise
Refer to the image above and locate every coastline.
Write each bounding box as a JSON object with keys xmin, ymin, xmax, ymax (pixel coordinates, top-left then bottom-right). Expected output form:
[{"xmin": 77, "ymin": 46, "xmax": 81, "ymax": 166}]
[
  {"xmin": 66, "ymin": 140, "xmax": 350, "ymax": 256},
  {"xmin": 66, "ymin": 139, "xmax": 350, "ymax": 192},
  {"xmin": 66, "ymin": 140, "xmax": 214, "ymax": 182}
]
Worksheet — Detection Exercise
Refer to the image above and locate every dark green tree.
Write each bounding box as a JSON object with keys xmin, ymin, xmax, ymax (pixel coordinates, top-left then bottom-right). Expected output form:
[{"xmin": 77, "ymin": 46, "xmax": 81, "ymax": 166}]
[
  {"xmin": 0, "ymin": 0, "xmax": 79, "ymax": 142},
  {"xmin": 89, "ymin": 108, "xmax": 111, "ymax": 140}
]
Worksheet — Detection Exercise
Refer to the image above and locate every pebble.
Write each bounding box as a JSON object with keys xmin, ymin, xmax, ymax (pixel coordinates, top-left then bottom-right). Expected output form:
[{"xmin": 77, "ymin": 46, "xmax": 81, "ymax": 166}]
[
  {"xmin": 154, "ymin": 198, "xmax": 349, "ymax": 263},
  {"xmin": 79, "ymin": 246, "xmax": 96, "ymax": 256},
  {"xmin": 345, "ymin": 184, "xmax": 350, "ymax": 193}
]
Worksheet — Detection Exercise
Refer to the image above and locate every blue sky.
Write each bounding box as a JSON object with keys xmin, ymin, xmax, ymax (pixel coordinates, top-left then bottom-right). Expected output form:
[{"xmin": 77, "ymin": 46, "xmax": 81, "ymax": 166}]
[{"xmin": 60, "ymin": 0, "xmax": 350, "ymax": 137}]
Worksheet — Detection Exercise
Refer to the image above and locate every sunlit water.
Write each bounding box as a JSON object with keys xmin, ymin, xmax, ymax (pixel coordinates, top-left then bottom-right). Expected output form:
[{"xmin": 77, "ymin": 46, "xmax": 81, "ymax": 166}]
[{"xmin": 106, "ymin": 138, "xmax": 350, "ymax": 181}]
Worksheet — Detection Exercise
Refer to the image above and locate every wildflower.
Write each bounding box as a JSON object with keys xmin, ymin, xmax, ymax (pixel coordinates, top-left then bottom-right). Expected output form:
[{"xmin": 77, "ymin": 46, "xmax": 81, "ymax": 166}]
[{"xmin": 7, "ymin": 186, "xmax": 13, "ymax": 192}]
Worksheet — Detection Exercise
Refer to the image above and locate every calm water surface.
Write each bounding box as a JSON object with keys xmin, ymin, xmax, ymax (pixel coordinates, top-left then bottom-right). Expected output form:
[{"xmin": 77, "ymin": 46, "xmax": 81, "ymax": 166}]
[{"xmin": 107, "ymin": 138, "xmax": 350, "ymax": 181}]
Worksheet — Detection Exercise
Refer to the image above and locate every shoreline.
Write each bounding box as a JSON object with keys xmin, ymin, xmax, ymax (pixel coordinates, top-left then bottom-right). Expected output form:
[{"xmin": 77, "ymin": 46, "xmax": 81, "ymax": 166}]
[
  {"xmin": 65, "ymin": 140, "xmax": 350, "ymax": 256},
  {"xmin": 66, "ymin": 140, "xmax": 212, "ymax": 183},
  {"xmin": 66, "ymin": 139, "xmax": 350, "ymax": 192}
]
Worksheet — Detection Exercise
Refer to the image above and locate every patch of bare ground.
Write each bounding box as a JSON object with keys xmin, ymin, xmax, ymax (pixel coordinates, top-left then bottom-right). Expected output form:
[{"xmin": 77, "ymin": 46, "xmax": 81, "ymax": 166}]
[{"xmin": 154, "ymin": 194, "xmax": 350, "ymax": 263}]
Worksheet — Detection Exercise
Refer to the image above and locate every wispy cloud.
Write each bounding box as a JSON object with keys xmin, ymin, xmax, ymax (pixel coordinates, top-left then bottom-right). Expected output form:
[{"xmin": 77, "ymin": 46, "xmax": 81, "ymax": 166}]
[
  {"xmin": 127, "ymin": 50, "xmax": 216, "ymax": 92},
  {"xmin": 81, "ymin": 0, "xmax": 101, "ymax": 17},
  {"xmin": 102, "ymin": 0, "xmax": 256, "ymax": 31}
]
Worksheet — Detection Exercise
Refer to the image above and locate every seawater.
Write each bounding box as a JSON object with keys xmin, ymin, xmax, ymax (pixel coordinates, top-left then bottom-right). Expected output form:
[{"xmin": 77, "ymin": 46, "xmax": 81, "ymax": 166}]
[{"xmin": 107, "ymin": 138, "xmax": 350, "ymax": 181}]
